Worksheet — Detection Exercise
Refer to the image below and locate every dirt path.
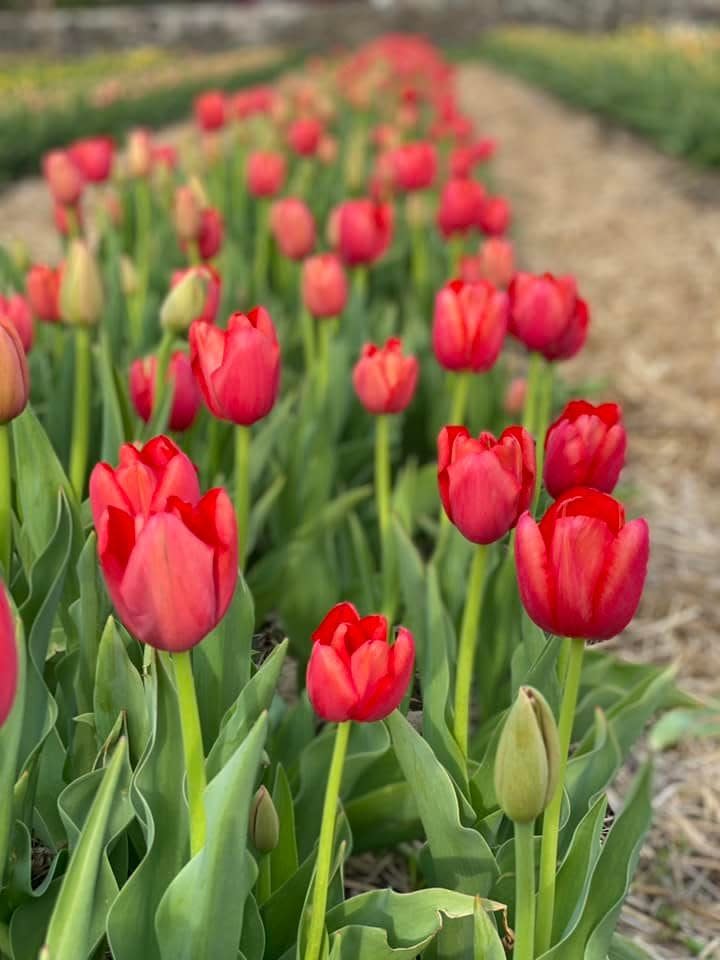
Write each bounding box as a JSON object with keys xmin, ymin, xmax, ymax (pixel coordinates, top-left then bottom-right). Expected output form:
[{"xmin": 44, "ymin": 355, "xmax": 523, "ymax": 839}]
[{"xmin": 458, "ymin": 63, "xmax": 720, "ymax": 958}]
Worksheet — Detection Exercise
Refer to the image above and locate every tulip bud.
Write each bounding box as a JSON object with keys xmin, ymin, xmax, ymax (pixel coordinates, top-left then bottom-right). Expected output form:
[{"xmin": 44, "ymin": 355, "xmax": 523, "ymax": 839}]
[
  {"xmin": 174, "ymin": 184, "xmax": 203, "ymax": 242},
  {"xmin": 119, "ymin": 256, "xmax": 139, "ymax": 298},
  {"xmin": 160, "ymin": 270, "xmax": 210, "ymax": 334},
  {"xmin": 0, "ymin": 315, "xmax": 30, "ymax": 424},
  {"xmin": 59, "ymin": 240, "xmax": 103, "ymax": 327},
  {"xmin": 494, "ymin": 686, "xmax": 560, "ymax": 824},
  {"xmin": 249, "ymin": 786, "xmax": 280, "ymax": 853},
  {"xmin": 9, "ymin": 239, "xmax": 29, "ymax": 274},
  {"xmin": 127, "ymin": 128, "xmax": 153, "ymax": 179}
]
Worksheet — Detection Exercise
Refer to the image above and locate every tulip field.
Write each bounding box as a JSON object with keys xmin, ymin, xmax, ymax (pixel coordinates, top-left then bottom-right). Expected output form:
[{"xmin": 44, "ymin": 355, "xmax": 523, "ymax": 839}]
[{"xmin": 0, "ymin": 33, "xmax": 709, "ymax": 960}]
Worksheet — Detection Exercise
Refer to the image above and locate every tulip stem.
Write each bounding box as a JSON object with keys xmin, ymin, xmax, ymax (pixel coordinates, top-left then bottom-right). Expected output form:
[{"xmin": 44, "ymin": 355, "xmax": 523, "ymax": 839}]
[
  {"xmin": 522, "ymin": 351, "xmax": 544, "ymax": 436},
  {"xmin": 300, "ymin": 306, "xmax": 316, "ymax": 382},
  {"xmin": 0, "ymin": 425, "xmax": 11, "ymax": 577},
  {"xmin": 69, "ymin": 327, "xmax": 92, "ymax": 500},
  {"xmin": 304, "ymin": 720, "xmax": 351, "ymax": 960},
  {"xmin": 151, "ymin": 330, "xmax": 175, "ymax": 435},
  {"xmin": 352, "ymin": 266, "xmax": 367, "ymax": 308},
  {"xmin": 172, "ymin": 650, "xmax": 207, "ymax": 857},
  {"xmin": 449, "ymin": 235, "xmax": 464, "ymax": 276},
  {"xmin": 235, "ymin": 425, "xmax": 251, "ymax": 570},
  {"xmin": 130, "ymin": 179, "xmax": 152, "ymax": 349},
  {"xmin": 532, "ymin": 363, "xmax": 554, "ymax": 512},
  {"xmin": 253, "ymin": 200, "xmax": 271, "ymax": 299},
  {"xmin": 375, "ymin": 414, "xmax": 393, "ymax": 619},
  {"xmin": 514, "ymin": 820, "xmax": 536, "ymax": 960},
  {"xmin": 315, "ymin": 319, "xmax": 335, "ymax": 406},
  {"xmin": 257, "ymin": 854, "xmax": 272, "ymax": 906},
  {"xmin": 536, "ymin": 636, "xmax": 585, "ymax": 954},
  {"xmin": 433, "ymin": 372, "xmax": 472, "ymax": 562},
  {"xmin": 453, "ymin": 544, "xmax": 488, "ymax": 758}
]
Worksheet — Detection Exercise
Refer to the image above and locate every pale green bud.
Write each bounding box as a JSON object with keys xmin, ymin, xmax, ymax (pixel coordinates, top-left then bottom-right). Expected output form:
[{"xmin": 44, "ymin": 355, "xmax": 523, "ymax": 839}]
[
  {"xmin": 249, "ymin": 786, "xmax": 279, "ymax": 854},
  {"xmin": 59, "ymin": 240, "xmax": 104, "ymax": 327},
  {"xmin": 159, "ymin": 269, "xmax": 208, "ymax": 334}
]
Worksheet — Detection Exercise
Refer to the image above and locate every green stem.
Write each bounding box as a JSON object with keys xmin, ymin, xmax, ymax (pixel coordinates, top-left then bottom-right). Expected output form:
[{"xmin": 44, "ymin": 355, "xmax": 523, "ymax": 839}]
[
  {"xmin": 374, "ymin": 415, "xmax": 393, "ymax": 619},
  {"xmin": 172, "ymin": 650, "xmax": 207, "ymax": 857},
  {"xmin": 0, "ymin": 426, "xmax": 11, "ymax": 577},
  {"xmin": 235, "ymin": 425, "xmax": 251, "ymax": 570},
  {"xmin": 352, "ymin": 266, "xmax": 367, "ymax": 307},
  {"xmin": 187, "ymin": 239, "xmax": 201, "ymax": 267},
  {"xmin": 452, "ymin": 545, "xmax": 489, "ymax": 758},
  {"xmin": 257, "ymin": 854, "xmax": 272, "ymax": 906},
  {"xmin": 304, "ymin": 720, "xmax": 351, "ymax": 960},
  {"xmin": 151, "ymin": 330, "xmax": 175, "ymax": 433},
  {"xmin": 253, "ymin": 200, "xmax": 271, "ymax": 299},
  {"xmin": 535, "ymin": 636, "xmax": 585, "ymax": 954},
  {"xmin": 449, "ymin": 371, "xmax": 471, "ymax": 425},
  {"xmin": 300, "ymin": 306, "xmax": 316, "ymax": 381},
  {"xmin": 449, "ymin": 234, "xmax": 464, "ymax": 276},
  {"xmin": 532, "ymin": 362, "xmax": 554, "ymax": 512},
  {"xmin": 315, "ymin": 320, "xmax": 335, "ymax": 405},
  {"xmin": 514, "ymin": 820, "xmax": 536, "ymax": 960},
  {"xmin": 522, "ymin": 351, "xmax": 544, "ymax": 435},
  {"xmin": 130, "ymin": 180, "xmax": 152, "ymax": 349},
  {"xmin": 69, "ymin": 327, "xmax": 92, "ymax": 500}
]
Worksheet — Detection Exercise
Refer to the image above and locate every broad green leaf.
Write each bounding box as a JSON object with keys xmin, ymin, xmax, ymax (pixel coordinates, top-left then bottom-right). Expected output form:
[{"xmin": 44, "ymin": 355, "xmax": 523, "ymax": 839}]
[
  {"xmin": 0, "ymin": 602, "xmax": 25, "ymax": 879},
  {"xmin": 345, "ymin": 781, "xmax": 421, "ymax": 852},
  {"xmin": 552, "ymin": 795, "xmax": 607, "ymax": 942},
  {"xmin": 608, "ymin": 933, "xmax": 655, "ymax": 959},
  {"xmin": 473, "ymin": 897, "xmax": 506, "ymax": 960},
  {"xmin": 93, "ymin": 616, "xmax": 149, "ymax": 765},
  {"xmin": 270, "ymin": 764, "xmax": 299, "ymax": 893},
  {"xmin": 70, "ymin": 531, "xmax": 108, "ymax": 715},
  {"xmin": 247, "ymin": 473, "xmax": 287, "ymax": 556},
  {"xmin": 43, "ymin": 738, "xmax": 128, "ymax": 960},
  {"xmin": 239, "ymin": 892, "xmax": 266, "ymax": 960},
  {"xmin": 155, "ymin": 714, "xmax": 268, "ymax": 960},
  {"xmin": 649, "ymin": 706, "xmax": 720, "ymax": 751},
  {"xmin": 393, "ymin": 517, "xmax": 426, "ymax": 656},
  {"xmin": 347, "ymin": 511, "xmax": 377, "ymax": 612},
  {"xmin": 97, "ymin": 327, "xmax": 128, "ymax": 462}
]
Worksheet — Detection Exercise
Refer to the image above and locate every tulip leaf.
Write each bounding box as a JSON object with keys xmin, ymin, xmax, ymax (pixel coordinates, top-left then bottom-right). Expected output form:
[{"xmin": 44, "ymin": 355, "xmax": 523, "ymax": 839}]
[
  {"xmin": 295, "ymin": 486, "xmax": 372, "ymax": 541},
  {"xmin": 608, "ymin": 933, "xmax": 655, "ymax": 959},
  {"xmin": 345, "ymin": 781, "xmax": 421, "ymax": 852},
  {"xmin": 248, "ymin": 473, "xmax": 287, "ymax": 556},
  {"xmin": 93, "ymin": 615, "xmax": 149, "ymax": 765},
  {"xmin": 649, "ymin": 706, "xmax": 720, "ymax": 751},
  {"xmin": 69, "ymin": 530, "xmax": 109, "ymax": 715},
  {"xmin": 386, "ymin": 710, "xmax": 498, "ymax": 895},
  {"xmin": 552, "ymin": 794, "xmax": 607, "ymax": 942},
  {"xmin": 542, "ymin": 763, "xmax": 653, "ymax": 960},
  {"xmin": 270, "ymin": 763, "xmax": 299, "ymax": 893},
  {"xmin": 393, "ymin": 517, "xmax": 427, "ymax": 656},
  {"xmin": 348, "ymin": 511, "xmax": 378, "ymax": 612},
  {"xmin": 510, "ymin": 624, "xmax": 561, "ymax": 715},
  {"xmin": 106, "ymin": 652, "xmax": 188, "ymax": 960},
  {"xmin": 239, "ymin": 892, "xmax": 266, "ymax": 960},
  {"xmin": 473, "ymin": 896, "xmax": 507, "ymax": 959},
  {"xmin": 206, "ymin": 637, "xmax": 288, "ymax": 781},
  {"xmin": 155, "ymin": 713, "xmax": 268, "ymax": 960},
  {"xmin": 97, "ymin": 327, "xmax": 130, "ymax": 463},
  {"xmin": 0, "ymin": 602, "xmax": 26, "ymax": 880},
  {"xmin": 193, "ymin": 574, "xmax": 256, "ymax": 748},
  {"xmin": 250, "ymin": 393, "xmax": 296, "ymax": 487},
  {"xmin": 42, "ymin": 738, "xmax": 129, "ymax": 960}
]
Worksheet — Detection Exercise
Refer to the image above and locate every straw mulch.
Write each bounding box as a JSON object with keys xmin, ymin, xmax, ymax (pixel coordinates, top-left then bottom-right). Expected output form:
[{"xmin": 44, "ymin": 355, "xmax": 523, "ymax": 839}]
[{"xmin": 458, "ymin": 62, "xmax": 720, "ymax": 958}]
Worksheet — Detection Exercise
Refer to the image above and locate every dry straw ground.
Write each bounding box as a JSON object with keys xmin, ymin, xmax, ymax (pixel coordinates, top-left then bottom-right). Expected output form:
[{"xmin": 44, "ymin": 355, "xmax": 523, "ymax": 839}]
[{"xmin": 0, "ymin": 57, "xmax": 718, "ymax": 960}]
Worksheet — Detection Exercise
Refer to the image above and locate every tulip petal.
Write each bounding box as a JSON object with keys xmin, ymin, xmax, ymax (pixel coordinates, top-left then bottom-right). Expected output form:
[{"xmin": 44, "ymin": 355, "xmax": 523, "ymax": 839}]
[
  {"xmin": 212, "ymin": 329, "xmax": 280, "ymax": 426},
  {"xmin": 447, "ymin": 448, "xmax": 521, "ymax": 544},
  {"xmin": 312, "ymin": 602, "xmax": 360, "ymax": 645},
  {"xmin": 358, "ymin": 628, "xmax": 415, "ymax": 722},
  {"xmin": 350, "ymin": 639, "xmax": 390, "ymax": 702},
  {"xmin": 306, "ymin": 643, "xmax": 357, "ymax": 722},
  {"xmin": 550, "ymin": 515, "xmax": 614, "ymax": 638},
  {"xmin": 593, "ymin": 519, "xmax": 649, "ymax": 640},
  {"xmin": 190, "ymin": 320, "xmax": 226, "ymax": 417},
  {"xmin": 0, "ymin": 586, "xmax": 18, "ymax": 728},
  {"xmin": 515, "ymin": 512, "xmax": 555, "ymax": 633}
]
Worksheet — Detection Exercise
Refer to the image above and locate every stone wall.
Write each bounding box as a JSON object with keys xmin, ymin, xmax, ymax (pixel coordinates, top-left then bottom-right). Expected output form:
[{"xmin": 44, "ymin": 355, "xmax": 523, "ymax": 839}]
[{"xmin": 1, "ymin": 0, "xmax": 719, "ymax": 55}]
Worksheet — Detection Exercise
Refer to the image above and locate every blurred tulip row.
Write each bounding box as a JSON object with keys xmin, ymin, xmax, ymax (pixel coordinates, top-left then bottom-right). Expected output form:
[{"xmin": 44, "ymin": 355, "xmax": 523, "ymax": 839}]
[{"xmin": 0, "ymin": 33, "xmax": 682, "ymax": 960}]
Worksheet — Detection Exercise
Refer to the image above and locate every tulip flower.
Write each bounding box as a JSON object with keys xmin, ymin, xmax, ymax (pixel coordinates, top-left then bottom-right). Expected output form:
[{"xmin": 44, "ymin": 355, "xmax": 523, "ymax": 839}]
[
  {"xmin": 477, "ymin": 195, "xmax": 511, "ymax": 236},
  {"xmin": 0, "ymin": 315, "xmax": 29, "ymax": 426},
  {"xmin": 504, "ymin": 376, "xmax": 527, "ymax": 416},
  {"xmin": 270, "ymin": 198, "xmax": 316, "ymax": 261},
  {"xmin": 246, "ymin": 151, "xmax": 287, "ymax": 198},
  {"xmin": 152, "ymin": 143, "xmax": 178, "ymax": 172},
  {"xmin": 544, "ymin": 400, "xmax": 627, "ymax": 499},
  {"xmin": 352, "ymin": 338, "xmax": 418, "ymax": 415},
  {"xmin": 307, "ymin": 602, "xmax": 415, "ymax": 723},
  {"xmin": 390, "ymin": 141, "xmax": 437, "ymax": 192},
  {"xmin": 171, "ymin": 265, "xmax": 221, "ymax": 327},
  {"xmin": 69, "ymin": 137, "xmax": 114, "ymax": 183},
  {"xmin": 0, "ymin": 294, "xmax": 34, "ymax": 353},
  {"xmin": 508, "ymin": 272, "xmax": 589, "ymax": 362},
  {"xmin": 287, "ymin": 116, "xmax": 323, "ymax": 156},
  {"xmin": 59, "ymin": 240, "xmax": 103, "ymax": 328},
  {"xmin": 194, "ymin": 208, "xmax": 224, "ymax": 261},
  {"xmin": 130, "ymin": 352, "xmax": 201, "ymax": 432},
  {"xmin": 127, "ymin": 128, "xmax": 154, "ymax": 178},
  {"xmin": 436, "ymin": 178, "xmax": 485, "ymax": 238},
  {"xmin": 0, "ymin": 582, "xmax": 17, "ymax": 727},
  {"xmin": 477, "ymin": 236, "xmax": 515, "ymax": 289},
  {"xmin": 432, "ymin": 278, "xmax": 508, "ymax": 374},
  {"xmin": 194, "ymin": 90, "xmax": 227, "ymax": 132},
  {"xmin": 302, "ymin": 253, "xmax": 349, "ymax": 321},
  {"xmin": 173, "ymin": 184, "xmax": 203, "ymax": 243},
  {"xmin": 53, "ymin": 202, "xmax": 83, "ymax": 238},
  {"xmin": 337, "ymin": 199, "xmax": 393, "ymax": 267},
  {"xmin": 43, "ymin": 149, "xmax": 84, "ymax": 207},
  {"xmin": 26, "ymin": 265, "xmax": 61, "ymax": 324}
]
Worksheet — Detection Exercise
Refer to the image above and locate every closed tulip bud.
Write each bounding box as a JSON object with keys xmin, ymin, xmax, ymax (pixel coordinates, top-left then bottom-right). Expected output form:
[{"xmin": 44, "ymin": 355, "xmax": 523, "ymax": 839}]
[
  {"xmin": 515, "ymin": 488, "xmax": 649, "ymax": 641},
  {"xmin": 9, "ymin": 239, "xmax": 30, "ymax": 274},
  {"xmin": 494, "ymin": 686, "xmax": 560, "ymax": 823},
  {"xmin": 43, "ymin": 149, "xmax": 84, "ymax": 207},
  {"xmin": 287, "ymin": 116, "xmax": 323, "ymax": 156},
  {"xmin": 337, "ymin": 199, "xmax": 393, "ymax": 266},
  {"xmin": 437, "ymin": 179, "xmax": 485, "ymax": 237},
  {"xmin": 90, "ymin": 437, "xmax": 237, "ymax": 652},
  {"xmin": 544, "ymin": 400, "xmax": 627, "ymax": 499},
  {"xmin": 432, "ymin": 278, "xmax": 508, "ymax": 373},
  {"xmin": 0, "ymin": 294, "xmax": 34, "ymax": 353},
  {"xmin": 26, "ymin": 264, "xmax": 61, "ymax": 324},
  {"xmin": 353, "ymin": 337, "xmax": 419, "ymax": 415},
  {"xmin": 0, "ymin": 315, "xmax": 30, "ymax": 424},
  {"xmin": 477, "ymin": 237, "xmax": 515, "ymax": 289},
  {"xmin": 246, "ymin": 151, "xmax": 287, "ymax": 198},
  {"xmin": 171, "ymin": 265, "xmax": 221, "ymax": 326},
  {"xmin": 69, "ymin": 136, "xmax": 115, "ymax": 183},
  {"xmin": 174, "ymin": 185, "xmax": 203, "ymax": 242},
  {"xmin": 118, "ymin": 256, "xmax": 138, "ymax": 298},
  {"xmin": 478, "ymin": 195, "xmax": 511, "ymax": 237},
  {"xmin": 504, "ymin": 376, "xmax": 527, "ymax": 416},
  {"xmin": 270, "ymin": 198, "xmax": 315, "ymax": 261},
  {"xmin": 194, "ymin": 208, "xmax": 224, "ymax": 261},
  {"xmin": 127, "ymin": 128, "xmax": 153, "ymax": 178},
  {"xmin": 509, "ymin": 272, "xmax": 589, "ymax": 362},
  {"xmin": 0, "ymin": 582, "xmax": 18, "ymax": 728},
  {"xmin": 307, "ymin": 602, "xmax": 415, "ymax": 723},
  {"xmin": 438, "ymin": 425, "xmax": 535, "ymax": 544},
  {"xmin": 390, "ymin": 141, "xmax": 437, "ymax": 192},
  {"xmin": 130, "ymin": 352, "xmax": 201, "ymax": 433},
  {"xmin": 194, "ymin": 90, "xmax": 227, "ymax": 132},
  {"xmin": 317, "ymin": 135, "xmax": 338, "ymax": 166},
  {"xmin": 161, "ymin": 270, "xmax": 210, "ymax": 334},
  {"xmin": 190, "ymin": 308, "xmax": 280, "ymax": 426},
  {"xmin": 60, "ymin": 240, "xmax": 103, "ymax": 327},
  {"xmin": 302, "ymin": 253, "xmax": 348, "ymax": 319},
  {"xmin": 249, "ymin": 786, "xmax": 280, "ymax": 853}
]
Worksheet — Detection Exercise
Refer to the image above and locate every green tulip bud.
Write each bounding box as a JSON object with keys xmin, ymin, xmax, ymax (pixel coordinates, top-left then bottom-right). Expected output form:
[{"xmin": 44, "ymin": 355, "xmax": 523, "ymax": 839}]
[
  {"xmin": 9, "ymin": 238, "xmax": 29, "ymax": 274},
  {"xmin": 494, "ymin": 686, "xmax": 560, "ymax": 824},
  {"xmin": 119, "ymin": 256, "xmax": 139, "ymax": 298},
  {"xmin": 60, "ymin": 240, "xmax": 104, "ymax": 327},
  {"xmin": 160, "ymin": 269, "xmax": 208, "ymax": 334},
  {"xmin": 249, "ymin": 786, "xmax": 279, "ymax": 854}
]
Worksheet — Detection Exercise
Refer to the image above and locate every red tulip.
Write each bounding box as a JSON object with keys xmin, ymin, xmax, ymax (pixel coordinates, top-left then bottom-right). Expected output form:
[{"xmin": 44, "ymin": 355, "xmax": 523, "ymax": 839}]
[
  {"xmin": 0, "ymin": 315, "xmax": 29, "ymax": 425},
  {"xmin": 173, "ymin": 185, "xmax": 203, "ymax": 242},
  {"xmin": 43, "ymin": 149, "xmax": 83, "ymax": 207},
  {"xmin": 504, "ymin": 376, "xmax": 527, "ymax": 416},
  {"xmin": 390, "ymin": 141, "xmax": 437, "ymax": 192},
  {"xmin": 337, "ymin": 199, "xmax": 393, "ymax": 266},
  {"xmin": 353, "ymin": 337, "xmax": 419, "ymax": 415},
  {"xmin": 0, "ymin": 293, "xmax": 34, "ymax": 353},
  {"xmin": 152, "ymin": 144, "xmax": 178, "ymax": 172},
  {"xmin": 130, "ymin": 351, "xmax": 201, "ymax": 432},
  {"xmin": 515, "ymin": 488, "xmax": 649, "ymax": 641},
  {"xmin": 69, "ymin": 137, "xmax": 114, "ymax": 183},
  {"xmin": 26, "ymin": 265, "xmax": 61, "ymax": 323},
  {"xmin": 509, "ymin": 273, "xmax": 589, "ymax": 362},
  {"xmin": 127, "ymin": 128, "xmax": 153, "ymax": 179},
  {"xmin": 270, "ymin": 198, "xmax": 316, "ymax": 260},
  {"xmin": 432, "ymin": 278, "xmax": 508, "ymax": 372},
  {"xmin": 306, "ymin": 602, "xmax": 415, "ymax": 723},
  {"xmin": 437, "ymin": 179, "xmax": 485, "ymax": 237},
  {"xmin": 233, "ymin": 85, "xmax": 276, "ymax": 119},
  {"xmin": 190, "ymin": 308, "xmax": 280, "ymax": 425},
  {"xmin": 194, "ymin": 91, "xmax": 227, "ymax": 132},
  {"xmin": 318, "ymin": 135, "xmax": 339, "ymax": 166},
  {"xmin": 193, "ymin": 208, "xmax": 224, "ymax": 261},
  {"xmin": 246, "ymin": 151, "xmax": 287, "ymax": 198},
  {"xmin": 53, "ymin": 202, "xmax": 82, "ymax": 238},
  {"xmin": 478, "ymin": 195, "xmax": 511, "ymax": 236},
  {"xmin": 544, "ymin": 400, "xmax": 627, "ymax": 499},
  {"xmin": 302, "ymin": 253, "xmax": 348, "ymax": 318},
  {"xmin": 171, "ymin": 265, "xmax": 221, "ymax": 326},
  {"xmin": 438, "ymin": 425, "xmax": 535, "ymax": 544},
  {"xmin": 90, "ymin": 437, "xmax": 237, "ymax": 652},
  {"xmin": 477, "ymin": 237, "xmax": 515, "ymax": 289},
  {"xmin": 287, "ymin": 117, "xmax": 323, "ymax": 156},
  {"xmin": 0, "ymin": 582, "xmax": 18, "ymax": 728}
]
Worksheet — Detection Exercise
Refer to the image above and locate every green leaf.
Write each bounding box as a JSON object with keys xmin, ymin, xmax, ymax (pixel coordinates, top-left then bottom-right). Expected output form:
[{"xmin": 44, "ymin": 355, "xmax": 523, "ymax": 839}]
[
  {"xmin": 0, "ymin": 601, "xmax": 26, "ymax": 879},
  {"xmin": 42, "ymin": 738, "xmax": 128, "ymax": 960},
  {"xmin": 93, "ymin": 616, "xmax": 149, "ymax": 765},
  {"xmin": 649, "ymin": 706, "xmax": 720, "ymax": 751},
  {"xmin": 155, "ymin": 714, "xmax": 268, "ymax": 960},
  {"xmin": 97, "ymin": 327, "xmax": 129, "ymax": 462},
  {"xmin": 386, "ymin": 711, "xmax": 498, "ymax": 895},
  {"xmin": 70, "ymin": 531, "xmax": 108, "ymax": 715},
  {"xmin": 552, "ymin": 795, "xmax": 607, "ymax": 942},
  {"xmin": 473, "ymin": 896, "xmax": 506, "ymax": 959},
  {"xmin": 393, "ymin": 517, "xmax": 427, "ymax": 657},
  {"xmin": 608, "ymin": 933, "xmax": 655, "ymax": 959},
  {"xmin": 247, "ymin": 473, "xmax": 287, "ymax": 556},
  {"xmin": 270, "ymin": 764, "xmax": 299, "ymax": 893},
  {"xmin": 345, "ymin": 781, "xmax": 421, "ymax": 852},
  {"xmin": 347, "ymin": 511, "xmax": 377, "ymax": 612}
]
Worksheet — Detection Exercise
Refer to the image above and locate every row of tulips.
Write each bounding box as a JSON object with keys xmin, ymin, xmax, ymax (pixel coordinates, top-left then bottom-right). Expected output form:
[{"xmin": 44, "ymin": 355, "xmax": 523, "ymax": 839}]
[{"xmin": 0, "ymin": 33, "xmax": 682, "ymax": 960}]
